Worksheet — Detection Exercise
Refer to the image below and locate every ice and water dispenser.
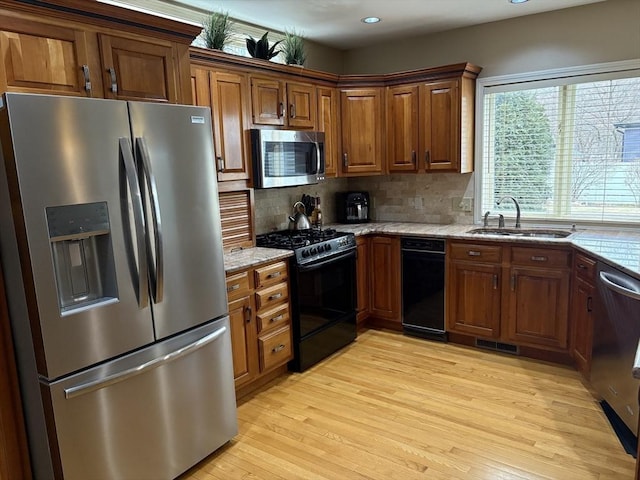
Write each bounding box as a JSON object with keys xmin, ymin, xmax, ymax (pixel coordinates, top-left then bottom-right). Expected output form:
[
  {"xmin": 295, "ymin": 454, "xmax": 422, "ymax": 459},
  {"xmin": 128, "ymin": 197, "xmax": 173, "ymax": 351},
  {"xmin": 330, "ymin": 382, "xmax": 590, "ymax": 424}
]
[{"xmin": 46, "ymin": 202, "xmax": 118, "ymax": 315}]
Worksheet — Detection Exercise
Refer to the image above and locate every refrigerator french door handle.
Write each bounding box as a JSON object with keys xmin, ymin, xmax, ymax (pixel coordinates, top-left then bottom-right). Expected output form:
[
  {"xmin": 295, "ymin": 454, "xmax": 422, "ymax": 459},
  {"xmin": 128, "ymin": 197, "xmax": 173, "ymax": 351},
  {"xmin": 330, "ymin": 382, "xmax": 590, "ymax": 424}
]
[
  {"xmin": 119, "ymin": 137, "xmax": 149, "ymax": 308},
  {"xmin": 136, "ymin": 137, "xmax": 164, "ymax": 303},
  {"xmin": 63, "ymin": 325, "xmax": 228, "ymax": 399}
]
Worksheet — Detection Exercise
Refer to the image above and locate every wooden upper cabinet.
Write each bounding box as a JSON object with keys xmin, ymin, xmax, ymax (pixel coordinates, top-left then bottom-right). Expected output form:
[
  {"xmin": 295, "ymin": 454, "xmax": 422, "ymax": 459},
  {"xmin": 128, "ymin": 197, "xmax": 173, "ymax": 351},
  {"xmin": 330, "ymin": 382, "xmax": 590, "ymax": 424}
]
[
  {"xmin": 250, "ymin": 76, "xmax": 316, "ymax": 129},
  {"xmin": 210, "ymin": 70, "xmax": 251, "ymax": 182},
  {"xmin": 420, "ymin": 79, "xmax": 459, "ymax": 172},
  {"xmin": 387, "ymin": 84, "xmax": 419, "ymax": 173},
  {"xmin": 340, "ymin": 88, "xmax": 384, "ymax": 176},
  {"xmin": 286, "ymin": 82, "xmax": 316, "ymax": 129},
  {"xmin": 317, "ymin": 86, "xmax": 340, "ymax": 177},
  {"xmin": 251, "ymin": 76, "xmax": 284, "ymax": 126},
  {"xmin": 99, "ymin": 34, "xmax": 177, "ymax": 103},
  {"xmin": 191, "ymin": 66, "xmax": 251, "ymax": 183},
  {"xmin": 0, "ymin": 17, "xmax": 95, "ymax": 97}
]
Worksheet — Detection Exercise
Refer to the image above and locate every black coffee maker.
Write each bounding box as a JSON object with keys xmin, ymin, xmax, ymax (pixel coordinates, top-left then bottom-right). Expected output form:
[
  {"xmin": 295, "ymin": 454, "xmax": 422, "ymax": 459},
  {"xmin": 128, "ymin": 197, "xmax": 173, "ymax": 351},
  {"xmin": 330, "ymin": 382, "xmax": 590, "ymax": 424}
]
[{"xmin": 336, "ymin": 192, "xmax": 370, "ymax": 223}]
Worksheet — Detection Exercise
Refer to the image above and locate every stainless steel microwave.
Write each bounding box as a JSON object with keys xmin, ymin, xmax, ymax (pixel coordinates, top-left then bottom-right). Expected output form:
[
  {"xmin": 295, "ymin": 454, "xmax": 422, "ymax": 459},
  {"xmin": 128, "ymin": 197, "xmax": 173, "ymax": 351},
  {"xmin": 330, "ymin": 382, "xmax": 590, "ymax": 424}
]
[{"xmin": 251, "ymin": 129, "xmax": 325, "ymax": 188}]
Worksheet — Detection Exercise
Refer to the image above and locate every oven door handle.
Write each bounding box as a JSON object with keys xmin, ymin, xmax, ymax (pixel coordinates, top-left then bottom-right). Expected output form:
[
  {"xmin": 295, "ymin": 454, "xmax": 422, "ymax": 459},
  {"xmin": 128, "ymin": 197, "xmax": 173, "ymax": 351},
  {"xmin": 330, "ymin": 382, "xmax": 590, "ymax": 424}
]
[{"xmin": 297, "ymin": 249, "xmax": 356, "ymax": 272}]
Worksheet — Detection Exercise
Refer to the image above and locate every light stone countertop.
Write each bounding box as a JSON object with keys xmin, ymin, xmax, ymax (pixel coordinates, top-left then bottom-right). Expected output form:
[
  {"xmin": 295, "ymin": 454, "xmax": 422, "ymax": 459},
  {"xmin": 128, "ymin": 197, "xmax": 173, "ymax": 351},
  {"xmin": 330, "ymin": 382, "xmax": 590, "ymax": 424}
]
[
  {"xmin": 223, "ymin": 247, "xmax": 293, "ymax": 274},
  {"xmin": 224, "ymin": 222, "xmax": 640, "ymax": 279}
]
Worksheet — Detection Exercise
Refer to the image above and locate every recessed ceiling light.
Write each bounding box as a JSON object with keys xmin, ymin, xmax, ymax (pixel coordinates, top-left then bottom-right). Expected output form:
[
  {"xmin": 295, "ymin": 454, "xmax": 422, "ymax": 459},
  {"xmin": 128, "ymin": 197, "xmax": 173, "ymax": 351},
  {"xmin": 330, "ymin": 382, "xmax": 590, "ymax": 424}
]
[
  {"xmin": 509, "ymin": 0, "xmax": 529, "ymax": 3},
  {"xmin": 361, "ymin": 16, "xmax": 381, "ymax": 24}
]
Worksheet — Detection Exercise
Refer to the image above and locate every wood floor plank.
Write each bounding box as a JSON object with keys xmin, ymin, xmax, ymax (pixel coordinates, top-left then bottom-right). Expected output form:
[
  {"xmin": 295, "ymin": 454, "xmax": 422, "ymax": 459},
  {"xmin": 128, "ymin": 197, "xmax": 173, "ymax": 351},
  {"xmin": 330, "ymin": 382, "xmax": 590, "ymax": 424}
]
[{"xmin": 179, "ymin": 329, "xmax": 636, "ymax": 480}]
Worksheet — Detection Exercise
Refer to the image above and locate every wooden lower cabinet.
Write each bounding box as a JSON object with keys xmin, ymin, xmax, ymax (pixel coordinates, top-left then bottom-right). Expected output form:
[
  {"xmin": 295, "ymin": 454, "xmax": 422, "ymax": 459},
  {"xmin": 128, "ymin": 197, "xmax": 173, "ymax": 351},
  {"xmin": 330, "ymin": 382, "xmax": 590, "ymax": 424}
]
[
  {"xmin": 447, "ymin": 241, "xmax": 572, "ymax": 354},
  {"xmin": 447, "ymin": 259, "xmax": 501, "ymax": 338},
  {"xmin": 356, "ymin": 236, "xmax": 370, "ymax": 328},
  {"xmin": 368, "ymin": 236, "xmax": 401, "ymax": 328},
  {"xmin": 226, "ymin": 260, "xmax": 292, "ymax": 392},
  {"xmin": 570, "ymin": 253, "xmax": 597, "ymax": 377}
]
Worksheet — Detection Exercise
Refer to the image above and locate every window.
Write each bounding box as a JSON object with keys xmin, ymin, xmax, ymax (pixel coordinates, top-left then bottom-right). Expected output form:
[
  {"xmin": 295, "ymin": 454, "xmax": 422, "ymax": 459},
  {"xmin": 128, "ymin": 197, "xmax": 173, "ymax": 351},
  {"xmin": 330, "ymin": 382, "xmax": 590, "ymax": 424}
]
[{"xmin": 476, "ymin": 61, "xmax": 640, "ymax": 226}]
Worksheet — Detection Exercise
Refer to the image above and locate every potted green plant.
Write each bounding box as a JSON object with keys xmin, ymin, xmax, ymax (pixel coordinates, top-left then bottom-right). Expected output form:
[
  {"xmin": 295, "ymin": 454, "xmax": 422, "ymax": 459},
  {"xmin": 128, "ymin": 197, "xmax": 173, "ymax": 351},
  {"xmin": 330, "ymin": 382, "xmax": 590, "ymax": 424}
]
[
  {"xmin": 246, "ymin": 32, "xmax": 281, "ymax": 60},
  {"xmin": 282, "ymin": 30, "xmax": 306, "ymax": 66},
  {"xmin": 202, "ymin": 11, "xmax": 234, "ymax": 50}
]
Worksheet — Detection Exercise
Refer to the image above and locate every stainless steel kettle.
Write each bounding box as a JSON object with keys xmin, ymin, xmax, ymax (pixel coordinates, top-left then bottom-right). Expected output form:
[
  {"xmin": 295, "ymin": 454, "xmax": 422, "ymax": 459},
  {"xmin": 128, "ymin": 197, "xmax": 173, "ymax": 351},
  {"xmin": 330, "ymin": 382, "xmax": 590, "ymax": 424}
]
[{"xmin": 288, "ymin": 201, "xmax": 311, "ymax": 230}]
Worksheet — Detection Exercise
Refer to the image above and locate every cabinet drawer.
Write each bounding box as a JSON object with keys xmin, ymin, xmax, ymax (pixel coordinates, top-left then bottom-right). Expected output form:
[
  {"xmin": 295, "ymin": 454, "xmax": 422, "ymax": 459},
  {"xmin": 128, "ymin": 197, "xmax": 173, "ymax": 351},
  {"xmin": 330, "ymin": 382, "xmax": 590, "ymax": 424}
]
[
  {"xmin": 226, "ymin": 270, "xmax": 251, "ymax": 301},
  {"xmin": 259, "ymin": 326, "xmax": 292, "ymax": 372},
  {"xmin": 574, "ymin": 253, "xmax": 596, "ymax": 282},
  {"xmin": 255, "ymin": 282, "xmax": 289, "ymax": 311},
  {"xmin": 511, "ymin": 247, "xmax": 571, "ymax": 268},
  {"xmin": 254, "ymin": 261, "xmax": 288, "ymax": 289},
  {"xmin": 449, "ymin": 243, "xmax": 502, "ymax": 263},
  {"xmin": 256, "ymin": 303, "xmax": 290, "ymax": 334}
]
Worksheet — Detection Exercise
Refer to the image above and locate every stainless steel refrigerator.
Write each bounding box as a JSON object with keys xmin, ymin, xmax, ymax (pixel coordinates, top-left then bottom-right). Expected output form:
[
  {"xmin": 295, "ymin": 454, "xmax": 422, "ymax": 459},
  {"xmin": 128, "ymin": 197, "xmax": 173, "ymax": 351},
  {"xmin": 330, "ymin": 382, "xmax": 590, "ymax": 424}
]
[{"xmin": 0, "ymin": 93, "xmax": 238, "ymax": 479}]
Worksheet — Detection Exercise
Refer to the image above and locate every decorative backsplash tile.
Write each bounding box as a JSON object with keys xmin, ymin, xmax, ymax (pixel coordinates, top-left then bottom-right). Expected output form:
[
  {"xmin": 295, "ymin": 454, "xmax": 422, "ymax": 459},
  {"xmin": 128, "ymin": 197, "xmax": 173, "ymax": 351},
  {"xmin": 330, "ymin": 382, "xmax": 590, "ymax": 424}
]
[{"xmin": 253, "ymin": 173, "xmax": 475, "ymax": 234}]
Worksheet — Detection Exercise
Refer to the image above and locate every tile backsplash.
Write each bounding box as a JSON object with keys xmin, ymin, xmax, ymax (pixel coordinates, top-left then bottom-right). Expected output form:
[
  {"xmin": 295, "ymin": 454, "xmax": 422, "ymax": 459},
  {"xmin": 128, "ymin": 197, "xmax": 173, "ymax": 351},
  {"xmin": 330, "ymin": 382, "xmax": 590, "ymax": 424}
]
[{"xmin": 253, "ymin": 173, "xmax": 475, "ymax": 234}]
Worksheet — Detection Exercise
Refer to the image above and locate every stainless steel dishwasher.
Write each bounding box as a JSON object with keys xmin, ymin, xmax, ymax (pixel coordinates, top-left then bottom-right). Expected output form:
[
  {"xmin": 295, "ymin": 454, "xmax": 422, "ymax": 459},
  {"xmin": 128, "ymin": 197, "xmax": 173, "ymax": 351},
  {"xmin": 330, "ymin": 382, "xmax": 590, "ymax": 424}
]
[
  {"xmin": 591, "ymin": 261, "xmax": 640, "ymax": 435},
  {"xmin": 401, "ymin": 237, "xmax": 446, "ymax": 341}
]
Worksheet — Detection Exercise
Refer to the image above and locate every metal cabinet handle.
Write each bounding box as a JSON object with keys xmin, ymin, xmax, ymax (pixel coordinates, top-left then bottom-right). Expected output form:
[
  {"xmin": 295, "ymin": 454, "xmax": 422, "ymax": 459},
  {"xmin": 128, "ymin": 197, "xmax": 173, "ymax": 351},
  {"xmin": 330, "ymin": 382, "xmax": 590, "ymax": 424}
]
[
  {"xmin": 279, "ymin": 102, "xmax": 284, "ymax": 117},
  {"xmin": 290, "ymin": 103, "xmax": 296, "ymax": 118},
  {"xmin": 343, "ymin": 152, "xmax": 348, "ymax": 167},
  {"xmin": 267, "ymin": 271, "xmax": 281, "ymax": 279},
  {"xmin": 511, "ymin": 274, "xmax": 517, "ymax": 291},
  {"xmin": 108, "ymin": 67, "xmax": 118, "ymax": 94},
  {"xmin": 217, "ymin": 156, "xmax": 225, "ymax": 172},
  {"xmin": 425, "ymin": 150, "xmax": 430, "ymax": 165},
  {"xmin": 493, "ymin": 274, "xmax": 498, "ymax": 290},
  {"xmin": 227, "ymin": 284, "xmax": 240, "ymax": 292},
  {"xmin": 244, "ymin": 305, "xmax": 252, "ymax": 323},
  {"xmin": 268, "ymin": 293, "xmax": 282, "ymax": 301},
  {"xmin": 411, "ymin": 150, "xmax": 416, "ymax": 165},
  {"xmin": 531, "ymin": 256, "xmax": 547, "ymax": 262},
  {"xmin": 270, "ymin": 314, "xmax": 284, "ymax": 323},
  {"xmin": 587, "ymin": 296, "xmax": 593, "ymax": 313},
  {"xmin": 272, "ymin": 344, "xmax": 286, "ymax": 353},
  {"xmin": 81, "ymin": 65, "xmax": 91, "ymax": 93},
  {"xmin": 577, "ymin": 263, "xmax": 588, "ymax": 270},
  {"xmin": 467, "ymin": 250, "xmax": 481, "ymax": 257}
]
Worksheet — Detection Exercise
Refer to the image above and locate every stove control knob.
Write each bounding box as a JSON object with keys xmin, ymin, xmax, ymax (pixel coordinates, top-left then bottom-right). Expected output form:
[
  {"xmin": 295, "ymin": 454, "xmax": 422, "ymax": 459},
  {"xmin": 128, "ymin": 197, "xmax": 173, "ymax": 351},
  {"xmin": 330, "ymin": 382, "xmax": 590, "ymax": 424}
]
[
  {"xmin": 310, "ymin": 247, "xmax": 318, "ymax": 255},
  {"xmin": 325, "ymin": 243, "xmax": 332, "ymax": 251},
  {"xmin": 317, "ymin": 244, "xmax": 324, "ymax": 253},
  {"xmin": 301, "ymin": 249, "xmax": 310, "ymax": 258}
]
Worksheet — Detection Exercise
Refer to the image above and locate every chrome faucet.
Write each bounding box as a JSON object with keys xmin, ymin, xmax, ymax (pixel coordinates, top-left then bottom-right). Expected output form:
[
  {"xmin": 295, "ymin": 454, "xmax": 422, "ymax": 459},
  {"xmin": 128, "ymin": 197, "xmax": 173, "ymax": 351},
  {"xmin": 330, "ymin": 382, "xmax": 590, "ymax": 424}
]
[{"xmin": 496, "ymin": 196, "xmax": 521, "ymax": 228}]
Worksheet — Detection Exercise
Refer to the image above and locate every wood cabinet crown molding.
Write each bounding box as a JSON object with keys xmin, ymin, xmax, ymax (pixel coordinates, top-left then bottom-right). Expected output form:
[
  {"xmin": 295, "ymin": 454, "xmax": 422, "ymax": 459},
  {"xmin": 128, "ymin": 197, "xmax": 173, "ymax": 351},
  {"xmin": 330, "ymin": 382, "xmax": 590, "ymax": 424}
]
[
  {"xmin": 0, "ymin": 0, "xmax": 202, "ymax": 43},
  {"xmin": 189, "ymin": 47, "xmax": 482, "ymax": 88}
]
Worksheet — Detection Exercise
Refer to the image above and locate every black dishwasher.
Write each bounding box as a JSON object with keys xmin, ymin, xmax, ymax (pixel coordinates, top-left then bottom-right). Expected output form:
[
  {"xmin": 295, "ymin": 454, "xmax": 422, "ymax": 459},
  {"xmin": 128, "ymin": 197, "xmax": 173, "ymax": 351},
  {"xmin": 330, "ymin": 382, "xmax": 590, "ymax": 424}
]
[{"xmin": 401, "ymin": 237, "xmax": 446, "ymax": 341}]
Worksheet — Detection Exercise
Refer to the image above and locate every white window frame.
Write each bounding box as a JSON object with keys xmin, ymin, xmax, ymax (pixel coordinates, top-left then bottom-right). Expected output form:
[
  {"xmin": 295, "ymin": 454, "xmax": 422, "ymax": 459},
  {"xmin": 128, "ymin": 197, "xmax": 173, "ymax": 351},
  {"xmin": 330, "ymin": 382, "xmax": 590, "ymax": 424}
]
[{"xmin": 474, "ymin": 59, "xmax": 640, "ymax": 227}]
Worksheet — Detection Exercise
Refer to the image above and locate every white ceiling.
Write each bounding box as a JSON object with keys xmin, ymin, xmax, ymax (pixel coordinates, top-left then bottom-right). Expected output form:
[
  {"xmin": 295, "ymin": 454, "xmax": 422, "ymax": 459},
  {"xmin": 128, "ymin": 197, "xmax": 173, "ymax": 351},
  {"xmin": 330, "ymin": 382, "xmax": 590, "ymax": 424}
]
[{"xmin": 167, "ymin": 0, "xmax": 606, "ymax": 49}]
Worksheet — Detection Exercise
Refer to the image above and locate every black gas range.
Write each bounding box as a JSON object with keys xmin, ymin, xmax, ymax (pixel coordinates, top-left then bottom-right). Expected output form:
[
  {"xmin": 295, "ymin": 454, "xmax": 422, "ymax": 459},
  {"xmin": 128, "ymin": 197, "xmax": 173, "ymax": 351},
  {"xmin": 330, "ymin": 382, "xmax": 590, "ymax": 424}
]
[
  {"xmin": 256, "ymin": 229, "xmax": 357, "ymax": 371},
  {"xmin": 256, "ymin": 228, "xmax": 356, "ymax": 265}
]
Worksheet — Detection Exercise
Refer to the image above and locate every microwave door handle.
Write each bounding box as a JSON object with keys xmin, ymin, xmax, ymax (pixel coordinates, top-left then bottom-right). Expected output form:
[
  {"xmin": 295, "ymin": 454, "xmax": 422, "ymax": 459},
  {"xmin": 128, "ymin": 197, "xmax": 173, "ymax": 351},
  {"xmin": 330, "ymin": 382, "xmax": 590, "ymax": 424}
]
[
  {"xmin": 314, "ymin": 141, "xmax": 321, "ymax": 175},
  {"xmin": 119, "ymin": 138, "xmax": 148, "ymax": 308},
  {"xmin": 136, "ymin": 137, "xmax": 164, "ymax": 303}
]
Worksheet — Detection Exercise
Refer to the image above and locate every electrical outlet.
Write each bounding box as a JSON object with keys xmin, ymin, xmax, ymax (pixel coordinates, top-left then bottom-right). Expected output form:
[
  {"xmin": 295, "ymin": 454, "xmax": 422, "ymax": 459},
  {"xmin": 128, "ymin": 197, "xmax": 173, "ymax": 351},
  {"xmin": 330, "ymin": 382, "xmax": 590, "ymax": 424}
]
[{"xmin": 453, "ymin": 197, "xmax": 473, "ymax": 212}]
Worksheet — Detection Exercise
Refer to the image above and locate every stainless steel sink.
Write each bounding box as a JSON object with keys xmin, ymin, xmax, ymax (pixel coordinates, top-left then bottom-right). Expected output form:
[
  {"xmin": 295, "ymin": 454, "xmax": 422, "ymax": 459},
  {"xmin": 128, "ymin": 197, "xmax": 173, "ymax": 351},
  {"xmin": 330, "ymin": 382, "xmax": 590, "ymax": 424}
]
[{"xmin": 467, "ymin": 228, "xmax": 572, "ymax": 239}]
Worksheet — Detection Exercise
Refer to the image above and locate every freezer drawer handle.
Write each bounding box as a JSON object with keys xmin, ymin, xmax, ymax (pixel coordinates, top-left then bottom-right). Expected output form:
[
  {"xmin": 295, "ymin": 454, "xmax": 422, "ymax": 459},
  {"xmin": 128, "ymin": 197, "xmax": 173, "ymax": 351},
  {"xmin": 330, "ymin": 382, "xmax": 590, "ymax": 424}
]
[
  {"xmin": 136, "ymin": 138, "xmax": 164, "ymax": 303},
  {"xmin": 119, "ymin": 138, "xmax": 149, "ymax": 308},
  {"xmin": 64, "ymin": 326, "xmax": 228, "ymax": 399}
]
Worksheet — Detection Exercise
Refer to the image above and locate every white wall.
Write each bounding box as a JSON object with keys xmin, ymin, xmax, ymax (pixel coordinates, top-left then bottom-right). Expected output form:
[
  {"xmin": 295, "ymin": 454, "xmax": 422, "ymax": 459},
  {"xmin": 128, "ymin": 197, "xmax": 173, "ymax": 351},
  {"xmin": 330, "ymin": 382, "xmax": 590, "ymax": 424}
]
[{"xmin": 342, "ymin": 0, "xmax": 640, "ymax": 77}]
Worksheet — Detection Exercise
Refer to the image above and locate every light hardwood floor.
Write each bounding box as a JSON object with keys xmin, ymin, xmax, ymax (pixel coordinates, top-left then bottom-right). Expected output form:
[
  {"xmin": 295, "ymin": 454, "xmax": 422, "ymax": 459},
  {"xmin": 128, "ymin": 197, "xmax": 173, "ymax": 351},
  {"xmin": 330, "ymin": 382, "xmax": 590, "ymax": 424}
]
[{"xmin": 180, "ymin": 329, "xmax": 635, "ymax": 480}]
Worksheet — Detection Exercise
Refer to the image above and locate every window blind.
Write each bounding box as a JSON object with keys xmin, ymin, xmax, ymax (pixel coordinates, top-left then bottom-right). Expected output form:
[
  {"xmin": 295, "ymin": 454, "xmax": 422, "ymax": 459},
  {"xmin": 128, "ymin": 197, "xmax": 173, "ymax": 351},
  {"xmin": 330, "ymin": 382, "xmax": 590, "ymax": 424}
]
[{"xmin": 478, "ymin": 63, "xmax": 640, "ymax": 226}]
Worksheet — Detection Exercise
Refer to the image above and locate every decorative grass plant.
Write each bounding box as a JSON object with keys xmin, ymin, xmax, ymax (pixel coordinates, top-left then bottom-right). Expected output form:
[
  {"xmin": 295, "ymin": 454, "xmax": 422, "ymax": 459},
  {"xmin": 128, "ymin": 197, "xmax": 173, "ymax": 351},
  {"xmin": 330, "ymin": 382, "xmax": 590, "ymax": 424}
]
[
  {"xmin": 202, "ymin": 11, "xmax": 234, "ymax": 50},
  {"xmin": 282, "ymin": 30, "xmax": 306, "ymax": 66}
]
